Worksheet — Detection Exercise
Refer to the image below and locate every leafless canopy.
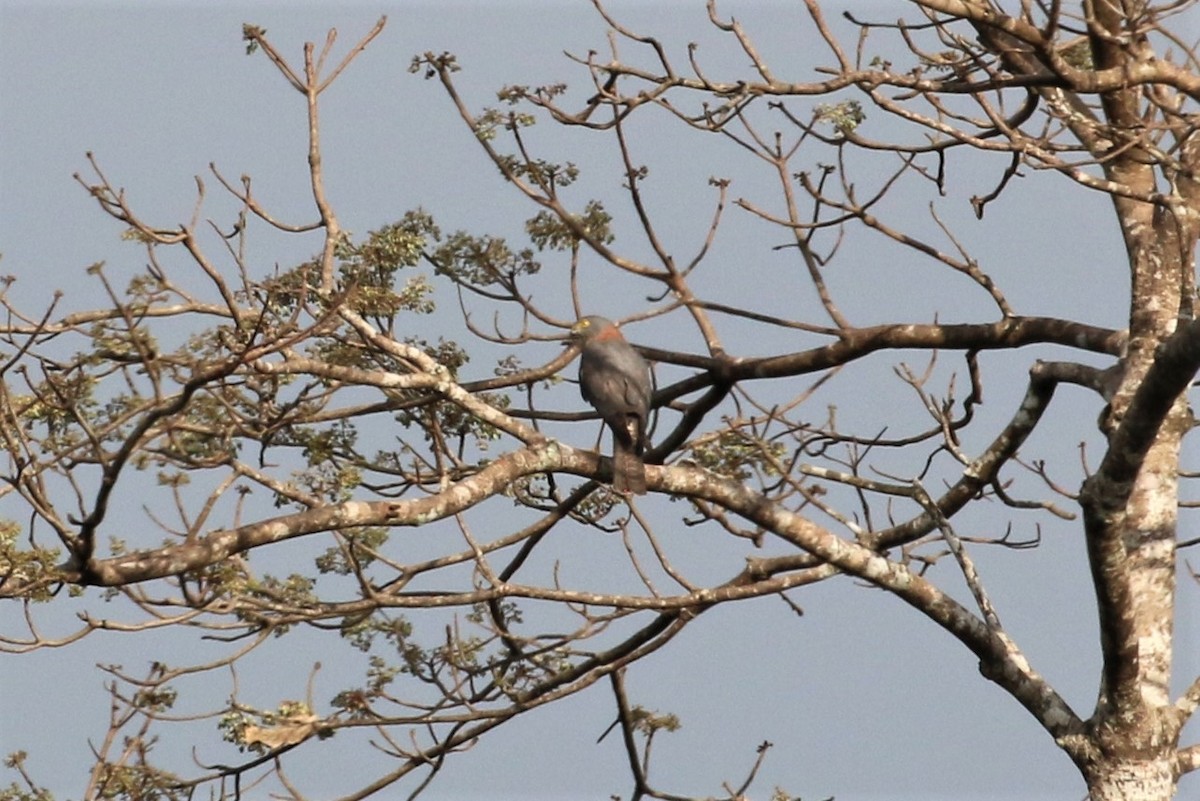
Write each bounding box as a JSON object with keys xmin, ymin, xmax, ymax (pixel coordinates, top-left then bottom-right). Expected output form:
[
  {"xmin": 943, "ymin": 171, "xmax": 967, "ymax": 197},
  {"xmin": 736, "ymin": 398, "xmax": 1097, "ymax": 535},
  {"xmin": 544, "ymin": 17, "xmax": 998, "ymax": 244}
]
[{"xmin": 2, "ymin": 3, "xmax": 1199, "ymax": 800}]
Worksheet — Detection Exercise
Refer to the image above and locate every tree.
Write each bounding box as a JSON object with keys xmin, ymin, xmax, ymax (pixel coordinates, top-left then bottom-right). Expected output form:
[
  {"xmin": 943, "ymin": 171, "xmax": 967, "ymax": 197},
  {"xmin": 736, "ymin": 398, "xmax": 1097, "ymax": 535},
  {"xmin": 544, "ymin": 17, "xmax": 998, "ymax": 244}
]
[{"xmin": 1, "ymin": 2, "xmax": 1198, "ymax": 800}]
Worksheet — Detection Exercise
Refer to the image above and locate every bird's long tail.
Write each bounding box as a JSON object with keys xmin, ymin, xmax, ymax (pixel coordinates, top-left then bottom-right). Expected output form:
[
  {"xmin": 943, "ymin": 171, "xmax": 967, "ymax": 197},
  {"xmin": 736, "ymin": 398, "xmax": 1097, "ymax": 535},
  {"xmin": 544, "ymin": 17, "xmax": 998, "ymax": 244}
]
[{"xmin": 612, "ymin": 424, "xmax": 647, "ymax": 495}]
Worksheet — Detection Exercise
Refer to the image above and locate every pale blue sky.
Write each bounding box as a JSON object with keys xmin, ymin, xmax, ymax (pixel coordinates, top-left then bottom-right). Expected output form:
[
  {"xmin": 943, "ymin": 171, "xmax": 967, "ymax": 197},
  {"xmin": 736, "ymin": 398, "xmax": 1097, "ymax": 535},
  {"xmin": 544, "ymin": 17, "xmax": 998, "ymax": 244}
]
[{"xmin": 0, "ymin": 2, "xmax": 1196, "ymax": 800}]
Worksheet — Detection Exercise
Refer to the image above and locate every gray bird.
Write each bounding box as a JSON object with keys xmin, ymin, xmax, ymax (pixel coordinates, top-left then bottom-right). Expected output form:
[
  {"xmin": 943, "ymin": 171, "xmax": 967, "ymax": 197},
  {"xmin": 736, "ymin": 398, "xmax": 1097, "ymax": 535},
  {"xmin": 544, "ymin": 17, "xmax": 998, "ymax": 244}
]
[{"xmin": 570, "ymin": 316, "xmax": 652, "ymax": 495}]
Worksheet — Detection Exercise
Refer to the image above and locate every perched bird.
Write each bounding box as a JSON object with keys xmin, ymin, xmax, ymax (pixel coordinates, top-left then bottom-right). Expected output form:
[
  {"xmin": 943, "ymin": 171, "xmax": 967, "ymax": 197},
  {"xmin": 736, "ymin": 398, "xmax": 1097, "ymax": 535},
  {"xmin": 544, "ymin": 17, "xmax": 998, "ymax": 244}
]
[{"xmin": 570, "ymin": 316, "xmax": 652, "ymax": 495}]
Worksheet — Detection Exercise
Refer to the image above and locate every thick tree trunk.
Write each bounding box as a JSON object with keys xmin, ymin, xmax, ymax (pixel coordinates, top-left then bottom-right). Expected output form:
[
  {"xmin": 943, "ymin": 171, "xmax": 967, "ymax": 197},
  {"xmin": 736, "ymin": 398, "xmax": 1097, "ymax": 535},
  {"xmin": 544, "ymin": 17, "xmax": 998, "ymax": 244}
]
[
  {"xmin": 1083, "ymin": 756, "xmax": 1177, "ymax": 801},
  {"xmin": 1079, "ymin": 428, "xmax": 1184, "ymax": 801},
  {"xmin": 1074, "ymin": 212, "xmax": 1191, "ymax": 800},
  {"xmin": 1074, "ymin": 123, "xmax": 1197, "ymax": 800}
]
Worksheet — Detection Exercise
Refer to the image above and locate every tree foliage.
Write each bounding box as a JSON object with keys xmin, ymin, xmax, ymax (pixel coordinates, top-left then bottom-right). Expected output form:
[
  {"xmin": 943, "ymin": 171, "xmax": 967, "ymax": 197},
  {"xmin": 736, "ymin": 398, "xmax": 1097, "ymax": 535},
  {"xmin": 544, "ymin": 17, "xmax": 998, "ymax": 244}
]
[{"xmin": 2, "ymin": 3, "xmax": 1200, "ymax": 800}]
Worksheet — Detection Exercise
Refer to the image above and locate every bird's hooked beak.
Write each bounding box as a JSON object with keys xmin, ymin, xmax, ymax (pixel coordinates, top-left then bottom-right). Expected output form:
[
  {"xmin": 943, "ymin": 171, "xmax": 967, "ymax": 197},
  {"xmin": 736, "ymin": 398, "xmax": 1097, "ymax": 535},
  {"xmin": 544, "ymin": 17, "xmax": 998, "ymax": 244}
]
[{"xmin": 568, "ymin": 318, "xmax": 591, "ymax": 342}]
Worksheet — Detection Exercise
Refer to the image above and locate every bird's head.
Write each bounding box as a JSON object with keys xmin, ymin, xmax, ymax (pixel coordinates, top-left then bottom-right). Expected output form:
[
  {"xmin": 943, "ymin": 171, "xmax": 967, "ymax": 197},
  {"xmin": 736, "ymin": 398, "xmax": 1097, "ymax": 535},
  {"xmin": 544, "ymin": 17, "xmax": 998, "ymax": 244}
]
[{"xmin": 569, "ymin": 315, "xmax": 617, "ymax": 344}]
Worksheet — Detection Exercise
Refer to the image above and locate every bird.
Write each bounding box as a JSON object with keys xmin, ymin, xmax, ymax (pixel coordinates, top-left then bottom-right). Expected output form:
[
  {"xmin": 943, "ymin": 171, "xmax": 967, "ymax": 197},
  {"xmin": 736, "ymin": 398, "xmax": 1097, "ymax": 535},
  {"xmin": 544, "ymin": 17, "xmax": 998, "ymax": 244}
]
[{"xmin": 570, "ymin": 316, "xmax": 652, "ymax": 495}]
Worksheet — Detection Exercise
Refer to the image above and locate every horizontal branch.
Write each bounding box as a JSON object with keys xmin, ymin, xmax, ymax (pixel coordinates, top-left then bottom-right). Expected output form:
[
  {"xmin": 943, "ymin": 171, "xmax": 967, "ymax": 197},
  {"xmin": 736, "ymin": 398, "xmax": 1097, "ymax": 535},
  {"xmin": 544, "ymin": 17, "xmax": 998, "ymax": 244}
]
[
  {"xmin": 639, "ymin": 316, "xmax": 1124, "ymax": 404},
  {"xmin": 739, "ymin": 317, "xmax": 1124, "ymax": 379},
  {"xmin": 0, "ymin": 302, "xmax": 233, "ymax": 336},
  {"xmin": 1179, "ymin": 743, "xmax": 1200, "ymax": 776},
  {"xmin": 26, "ymin": 433, "xmax": 1086, "ymax": 760},
  {"xmin": 58, "ymin": 440, "xmax": 584, "ymax": 588}
]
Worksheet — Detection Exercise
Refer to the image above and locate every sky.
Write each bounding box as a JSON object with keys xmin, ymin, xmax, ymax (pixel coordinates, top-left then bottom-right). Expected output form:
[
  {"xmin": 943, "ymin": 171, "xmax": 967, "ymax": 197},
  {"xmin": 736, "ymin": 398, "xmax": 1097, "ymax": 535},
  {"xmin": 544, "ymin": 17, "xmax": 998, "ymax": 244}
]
[{"xmin": 0, "ymin": 2, "xmax": 1197, "ymax": 800}]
